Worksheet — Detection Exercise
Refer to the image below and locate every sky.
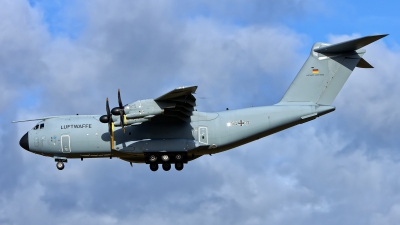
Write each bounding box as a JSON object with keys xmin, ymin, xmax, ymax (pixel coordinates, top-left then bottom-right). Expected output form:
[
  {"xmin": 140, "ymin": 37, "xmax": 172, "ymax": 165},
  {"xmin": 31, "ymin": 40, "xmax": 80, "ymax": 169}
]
[{"xmin": 1, "ymin": 0, "xmax": 400, "ymax": 224}]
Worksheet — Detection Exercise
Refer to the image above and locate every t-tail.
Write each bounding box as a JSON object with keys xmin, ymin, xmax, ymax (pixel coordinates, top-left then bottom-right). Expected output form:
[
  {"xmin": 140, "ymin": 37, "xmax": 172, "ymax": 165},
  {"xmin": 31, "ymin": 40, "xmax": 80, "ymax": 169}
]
[{"xmin": 278, "ymin": 34, "xmax": 388, "ymax": 105}]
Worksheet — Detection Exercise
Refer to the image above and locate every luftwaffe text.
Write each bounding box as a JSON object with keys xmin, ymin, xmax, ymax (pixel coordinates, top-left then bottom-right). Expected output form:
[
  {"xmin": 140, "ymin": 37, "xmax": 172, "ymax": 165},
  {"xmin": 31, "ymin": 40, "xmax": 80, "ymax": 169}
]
[{"xmin": 61, "ymin": 124, "xmax": 92, "ymax": 129}]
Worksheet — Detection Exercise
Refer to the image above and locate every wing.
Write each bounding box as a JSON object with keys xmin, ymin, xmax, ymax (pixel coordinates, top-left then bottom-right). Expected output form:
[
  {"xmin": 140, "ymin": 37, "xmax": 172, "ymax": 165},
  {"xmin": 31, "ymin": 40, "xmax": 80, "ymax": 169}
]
[{"xmin": 154, "ymin": 86, "xmax": 197, "ymax": 121}]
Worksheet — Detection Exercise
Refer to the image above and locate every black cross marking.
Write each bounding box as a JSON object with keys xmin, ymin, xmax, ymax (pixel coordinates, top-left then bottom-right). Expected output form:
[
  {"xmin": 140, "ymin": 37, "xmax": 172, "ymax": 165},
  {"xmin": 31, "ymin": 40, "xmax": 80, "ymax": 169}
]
[{"xmin": 238, "ymin": 120, "xmax": 245, "ymax": 126}]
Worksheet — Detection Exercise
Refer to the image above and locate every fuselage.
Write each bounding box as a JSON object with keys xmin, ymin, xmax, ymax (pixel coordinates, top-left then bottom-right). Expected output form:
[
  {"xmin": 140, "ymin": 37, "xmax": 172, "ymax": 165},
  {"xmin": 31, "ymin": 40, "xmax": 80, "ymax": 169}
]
[{"xmin": 20, "ymin": 104, "xmax": 335, "ymax": 164}]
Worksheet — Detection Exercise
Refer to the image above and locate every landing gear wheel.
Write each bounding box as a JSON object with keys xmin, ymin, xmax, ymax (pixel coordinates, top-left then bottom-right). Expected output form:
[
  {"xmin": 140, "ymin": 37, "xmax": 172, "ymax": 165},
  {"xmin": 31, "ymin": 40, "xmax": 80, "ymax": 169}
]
[
  {"xmin": 161, "ymin": 154, "xmax": 169, "ymax": 162},
  {"xmin": 150, "ymin": 163, "xmax": 159, "ymax": 172},
  {"xmin": 162, "ymin": 163, "xmax": 171, "ymax": 171},
  {"xmin": 175, "ymin": 154, "xmax": 182, "ymax": 161},
  {"xmin": 175, "ymin": 162, "xmax": 184, "ymax": 171},
  {"xmin": 56, "ymin": 162, "xmax": 64, "ymax": 170},
  {"xmin": 149, "ymin": 155, "xmax": 157, "ymax": 163}
]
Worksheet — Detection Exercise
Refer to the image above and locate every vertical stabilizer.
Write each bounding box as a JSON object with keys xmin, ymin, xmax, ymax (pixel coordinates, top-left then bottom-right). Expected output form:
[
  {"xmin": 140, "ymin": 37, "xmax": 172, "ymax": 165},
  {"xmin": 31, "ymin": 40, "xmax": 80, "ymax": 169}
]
[{"xmin": 279, "ymin": 34, "xmax": 387, "ymax": 105}]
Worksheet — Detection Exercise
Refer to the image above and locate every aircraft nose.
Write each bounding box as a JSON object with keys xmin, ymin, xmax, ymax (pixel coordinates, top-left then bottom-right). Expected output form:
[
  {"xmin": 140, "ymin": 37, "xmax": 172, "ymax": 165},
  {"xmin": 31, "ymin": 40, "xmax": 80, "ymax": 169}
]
[{"xmin": 19, "ymin": 132, "xmax": 29, "ymax": 151}]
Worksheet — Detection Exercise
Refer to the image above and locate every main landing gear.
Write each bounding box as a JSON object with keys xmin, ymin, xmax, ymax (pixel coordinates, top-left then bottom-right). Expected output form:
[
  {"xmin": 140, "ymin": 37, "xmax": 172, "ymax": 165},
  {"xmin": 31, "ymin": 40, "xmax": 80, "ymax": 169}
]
[
  {"xmin": 162, "ymin": 163, "xmax": 171, "ymax": 171},
  {"xmin": 147, "ymin": 153, "xmax": 186, "ymax": 172},
  {"xmin": 175, "ymin": 162, "xmax": 184, "ymax": 171},
  {"xmin": 150, "ymin": 163, "xmax": 159, "ymax": 172}
]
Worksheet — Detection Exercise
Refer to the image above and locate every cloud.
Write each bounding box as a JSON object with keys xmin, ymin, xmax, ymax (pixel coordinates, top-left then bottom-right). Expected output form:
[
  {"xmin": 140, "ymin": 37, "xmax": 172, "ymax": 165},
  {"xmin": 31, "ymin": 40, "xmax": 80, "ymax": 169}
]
[
  {"xmin": 27, "ymin": 0, "xmax": 308, "ymax": 115},
  {"xmin": 0, "ymin": 0, "xmax": 48, "ymax": 112},
  {"xmin": 324, "ymin": 34, "xmax": 400, "ymax": 155},
  {"xmin": 1, "ymin": 0, "xmax": 400, "ymax": 225}
]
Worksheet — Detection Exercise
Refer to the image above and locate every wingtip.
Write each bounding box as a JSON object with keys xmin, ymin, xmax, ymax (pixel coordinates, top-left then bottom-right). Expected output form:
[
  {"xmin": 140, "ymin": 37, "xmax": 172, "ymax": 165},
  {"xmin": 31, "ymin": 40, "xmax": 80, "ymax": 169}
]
[
  {"xmin": 376, "ymin": 34, "xmax": 389, "ymax": 39},
  {"xmin": 367, "ymin": 34, "xmax": 389, "ymax": 43},
  {"xmin": 369, "ymin": 34, "xmax": 389, "ymax": 41}
]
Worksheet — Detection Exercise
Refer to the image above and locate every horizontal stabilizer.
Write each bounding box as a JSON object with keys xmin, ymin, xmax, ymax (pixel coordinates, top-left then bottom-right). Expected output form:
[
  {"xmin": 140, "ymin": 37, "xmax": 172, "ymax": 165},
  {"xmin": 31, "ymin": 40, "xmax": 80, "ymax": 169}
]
[
  {"xmin": 356, "ymin": 58, "xmax": 374, "ymax": 68},
  {"xmin": 314, "ymin": 34, "xmax": 388, "ymax": 54}
]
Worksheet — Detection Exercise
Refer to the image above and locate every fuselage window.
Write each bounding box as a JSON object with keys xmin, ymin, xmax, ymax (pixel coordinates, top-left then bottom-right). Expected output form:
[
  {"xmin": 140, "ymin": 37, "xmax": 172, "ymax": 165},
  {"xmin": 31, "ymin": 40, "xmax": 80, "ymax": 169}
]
[{"xmin": 40, "ymin": 123, "xmax": 44, "ymax": 129}]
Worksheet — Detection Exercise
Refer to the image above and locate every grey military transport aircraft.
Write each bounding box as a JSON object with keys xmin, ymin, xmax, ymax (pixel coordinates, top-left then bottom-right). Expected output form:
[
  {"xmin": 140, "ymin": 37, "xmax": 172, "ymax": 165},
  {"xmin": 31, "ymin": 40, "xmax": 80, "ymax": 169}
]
[{"xmin": 14, "ymin": 34, "xmax": 387, "ymax": 172}]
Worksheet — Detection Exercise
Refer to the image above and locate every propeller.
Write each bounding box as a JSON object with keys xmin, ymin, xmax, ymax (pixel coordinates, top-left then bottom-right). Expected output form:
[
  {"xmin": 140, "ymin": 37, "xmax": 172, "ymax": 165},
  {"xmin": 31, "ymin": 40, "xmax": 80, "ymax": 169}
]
[
  {"xmin": 106, "ymin": 98, "xmax": 115, "ymax": 150},
  {"xmin": 117, "ymin": 89, "xmax": 126, "ymax": 133},
  {"xmin": 99, "ymin": 89, "xmax": 126, "ymax": 150}
]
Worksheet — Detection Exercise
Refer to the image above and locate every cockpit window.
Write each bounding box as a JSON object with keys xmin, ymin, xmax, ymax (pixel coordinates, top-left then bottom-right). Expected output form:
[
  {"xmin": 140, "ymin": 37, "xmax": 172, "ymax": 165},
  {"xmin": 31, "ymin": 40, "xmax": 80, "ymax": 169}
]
[{"xmin": 33, "ymin": 123, "xmax": 44, "ymax": 130}]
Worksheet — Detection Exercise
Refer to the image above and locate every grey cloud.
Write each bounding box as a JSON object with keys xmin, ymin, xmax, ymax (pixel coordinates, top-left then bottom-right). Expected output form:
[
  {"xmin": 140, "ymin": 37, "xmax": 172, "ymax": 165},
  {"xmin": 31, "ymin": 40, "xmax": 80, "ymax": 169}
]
[
  {"xmin": 179, "ymin": 20, "xmax": 307, "ymax": 110},
  {"xmin": 323, "ymin": 34, "xmax": 400, "ymax": 156},
  {"xmin": 33, "ymin": 0, "xmax": 308, "ymax": 115},
  {"xmin": 1, "ymin": 1, "xmax": 400, "ymax": 225},
  {"xmin": 371, "ymin": 204, "xmax": 400, "ymax": 225},
  {"xmin": 0, "ymin": 0, "xmax": 50, "ymax": 198},
  {"xmin": 0, "ymin": 0, "xmax": 48, "ymax": 112}
]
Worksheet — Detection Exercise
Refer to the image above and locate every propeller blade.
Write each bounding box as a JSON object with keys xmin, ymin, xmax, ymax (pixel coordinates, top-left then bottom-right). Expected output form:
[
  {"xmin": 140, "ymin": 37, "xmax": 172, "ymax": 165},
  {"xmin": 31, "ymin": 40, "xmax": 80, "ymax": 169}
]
[
  {"xmin": 109, "ymin": 122, "xmax": 115, "ymax": 150},
  {"xmin": 117, "ymin": 89, "xmax": 126, "ymax": 133},
  {"xmin": 118, "ymin": 89, "xmax": 123, "ymax": 109},
  {"xmin": 106, "ymin": 97, "xmax": 115, "ymax": 150},
  {"xmin": 108, "ymin": 121, "xmax": 112, "ymax": 136},
  {"xmin": 119, "ymin": 110, "xmax": 126, "ymax": 133},
  {"xmin": 106, "ymin": 98, "xmax": 112, "ymax": 134},
  {"xmin": 106, "ymin": 98, "xmax": 111, "ymax": 116}
]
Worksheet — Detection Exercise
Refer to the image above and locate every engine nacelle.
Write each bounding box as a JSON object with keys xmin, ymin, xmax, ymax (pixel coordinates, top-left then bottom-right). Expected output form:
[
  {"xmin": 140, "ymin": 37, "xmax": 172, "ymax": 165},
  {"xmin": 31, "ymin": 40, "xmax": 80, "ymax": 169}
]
[
  {"xmin": 124, "ymin": 99, "xmax": 164, "ymax": 119},
  {"xmin": 114, "ymin": 118, "xmax": 149, "ymax": 126},
  {"xmin": 126, "ymin": 109, "xmax": 163, "ymax": 119}
]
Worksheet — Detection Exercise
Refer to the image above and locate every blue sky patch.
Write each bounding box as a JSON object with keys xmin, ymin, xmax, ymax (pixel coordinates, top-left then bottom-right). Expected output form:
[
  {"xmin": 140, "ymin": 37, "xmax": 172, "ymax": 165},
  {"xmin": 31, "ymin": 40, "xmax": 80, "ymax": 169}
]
[{"xmin": 28, "ymin": 0, "xmax": 85, "ymax": 39}]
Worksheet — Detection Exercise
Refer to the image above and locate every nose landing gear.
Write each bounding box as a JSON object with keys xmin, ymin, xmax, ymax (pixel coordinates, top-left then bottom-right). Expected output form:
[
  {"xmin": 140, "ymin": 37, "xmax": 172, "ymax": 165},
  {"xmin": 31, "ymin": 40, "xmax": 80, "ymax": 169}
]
[
  {"xmin": 56, "ymin": 162, "xmax": 64, "ymax": 170},
  {"xmin": 54, "ymin": 157, "xmax": 67, "ymax": 170}
]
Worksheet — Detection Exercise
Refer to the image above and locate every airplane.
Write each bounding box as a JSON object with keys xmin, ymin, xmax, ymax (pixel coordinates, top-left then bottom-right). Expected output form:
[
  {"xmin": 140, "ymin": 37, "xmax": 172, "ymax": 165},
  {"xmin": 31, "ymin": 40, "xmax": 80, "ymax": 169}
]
[{"xmin": 14, "ymin": 34, "xmax": 387, "ymax": 171}]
